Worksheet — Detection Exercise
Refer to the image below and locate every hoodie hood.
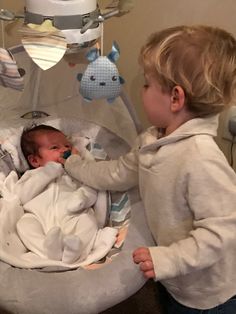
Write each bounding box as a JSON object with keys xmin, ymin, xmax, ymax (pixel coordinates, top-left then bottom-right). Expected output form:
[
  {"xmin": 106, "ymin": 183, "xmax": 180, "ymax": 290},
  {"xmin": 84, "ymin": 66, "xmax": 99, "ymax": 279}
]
[{"xmin": 140, "ymin": 114, "xmax": 219, "ymax": 152}]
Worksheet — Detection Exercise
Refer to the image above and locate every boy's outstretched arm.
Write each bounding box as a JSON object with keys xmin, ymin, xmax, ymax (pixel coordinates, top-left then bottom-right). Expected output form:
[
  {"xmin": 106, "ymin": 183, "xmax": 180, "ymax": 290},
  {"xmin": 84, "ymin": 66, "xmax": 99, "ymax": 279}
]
[
  {"xmin": 133, "ymin": 247, "xmax": 156, "ymax": 279},
  {"xmin": 64, "ymin": 149, "xmax": 139, "ymax": 192}
]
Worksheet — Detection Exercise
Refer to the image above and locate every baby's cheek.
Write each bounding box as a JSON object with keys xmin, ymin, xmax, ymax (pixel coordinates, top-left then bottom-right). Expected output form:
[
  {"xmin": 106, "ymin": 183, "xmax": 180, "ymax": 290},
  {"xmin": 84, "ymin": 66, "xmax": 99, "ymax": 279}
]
[{"xmin": 50, "ymin": 153, "xmax": 61, "ymax": 163}]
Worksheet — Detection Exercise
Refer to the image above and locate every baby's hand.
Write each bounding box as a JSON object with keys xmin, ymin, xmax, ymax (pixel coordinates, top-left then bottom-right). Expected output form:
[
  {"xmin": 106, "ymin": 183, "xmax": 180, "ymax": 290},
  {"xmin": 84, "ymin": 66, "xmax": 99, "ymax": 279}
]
[{"xmin": 133, "ymin": 247, "xmax": 155, "ymax": 279}]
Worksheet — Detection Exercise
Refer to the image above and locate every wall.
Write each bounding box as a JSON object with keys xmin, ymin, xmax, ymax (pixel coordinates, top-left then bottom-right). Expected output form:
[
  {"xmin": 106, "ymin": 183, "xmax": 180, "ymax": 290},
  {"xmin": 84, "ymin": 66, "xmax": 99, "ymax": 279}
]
[
  {"xmin": 104, "ymin": 0, "xmax": 236, "ymax": 128},
  {"xmin": 0, "ymin": 0, "xmax": 24, "ymax": 47}
]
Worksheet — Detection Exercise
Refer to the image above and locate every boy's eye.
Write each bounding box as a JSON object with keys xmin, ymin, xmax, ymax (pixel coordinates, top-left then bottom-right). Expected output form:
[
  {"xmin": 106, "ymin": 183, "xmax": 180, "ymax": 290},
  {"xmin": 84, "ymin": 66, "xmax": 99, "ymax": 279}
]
[
  {"xmin": 142, "ymin": 76, "xmax": 149, "ymax": 88},
  {"xmin": 50, "ymin": 146, "xmax": 58, "ymax": 150}
]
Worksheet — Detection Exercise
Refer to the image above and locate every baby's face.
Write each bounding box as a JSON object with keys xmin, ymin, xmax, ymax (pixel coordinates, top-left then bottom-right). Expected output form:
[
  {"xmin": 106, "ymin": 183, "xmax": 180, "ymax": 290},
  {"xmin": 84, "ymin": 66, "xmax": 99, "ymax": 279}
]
[{"xmin": 34, "ymin": 131, "xmax": 72, "ymax": 167}]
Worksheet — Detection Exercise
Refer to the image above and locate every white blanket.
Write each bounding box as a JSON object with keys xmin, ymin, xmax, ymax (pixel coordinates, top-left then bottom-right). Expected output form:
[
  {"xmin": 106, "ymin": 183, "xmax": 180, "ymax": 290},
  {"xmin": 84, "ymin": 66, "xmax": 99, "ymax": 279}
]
[{"xmin": 0, "ymin": 165, "xmax": 117, "ymax": 269}]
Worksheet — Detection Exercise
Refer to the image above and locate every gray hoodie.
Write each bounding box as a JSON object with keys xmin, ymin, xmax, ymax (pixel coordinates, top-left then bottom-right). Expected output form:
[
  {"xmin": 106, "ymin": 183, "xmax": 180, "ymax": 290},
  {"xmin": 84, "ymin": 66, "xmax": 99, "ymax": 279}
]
[{"xmin": 65, "ymin": 114, "xmax": 236, "ymax": 309}]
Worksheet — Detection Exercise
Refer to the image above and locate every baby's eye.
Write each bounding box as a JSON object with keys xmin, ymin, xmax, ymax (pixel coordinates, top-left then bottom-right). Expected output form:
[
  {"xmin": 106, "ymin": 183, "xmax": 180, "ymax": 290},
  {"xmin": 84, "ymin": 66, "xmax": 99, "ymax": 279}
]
[
  {"xmin": 50, "ymin": 146, "xmax": 58, "ymax": 150},
  {"xmin": 65, "ymin": 144, "xmax": 71, "ymax": 149}
]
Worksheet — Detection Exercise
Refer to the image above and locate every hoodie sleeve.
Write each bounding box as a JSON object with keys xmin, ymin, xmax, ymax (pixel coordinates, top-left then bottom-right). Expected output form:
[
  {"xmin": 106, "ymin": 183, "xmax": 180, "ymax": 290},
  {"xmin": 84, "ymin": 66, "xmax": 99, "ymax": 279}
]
[{"xmin": 64, "ymin": 145, "xmax": 139, "ymax": 192}]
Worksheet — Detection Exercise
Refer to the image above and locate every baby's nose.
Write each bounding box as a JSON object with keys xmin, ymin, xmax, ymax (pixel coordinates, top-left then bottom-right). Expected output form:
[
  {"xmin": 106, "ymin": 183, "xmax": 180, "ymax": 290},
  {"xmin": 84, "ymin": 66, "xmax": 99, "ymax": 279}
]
[{"xmin": 59, "ymin": 147, "xmax": 67, "ymax": 154}]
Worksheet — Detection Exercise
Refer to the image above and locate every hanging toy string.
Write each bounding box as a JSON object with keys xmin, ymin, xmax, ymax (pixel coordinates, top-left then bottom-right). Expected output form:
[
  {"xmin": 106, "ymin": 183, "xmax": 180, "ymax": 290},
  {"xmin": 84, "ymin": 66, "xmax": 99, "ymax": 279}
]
[
  {"xmin": 1, "ymin": 20, "xmax": 5, "ymax": 48},
  {"xmin": 100, "ymin": 22, "xmax": 104, "ymax": 56},
  {"xmin": 95, "ymin": 22, "xmax": 103, "ymax": 56}
]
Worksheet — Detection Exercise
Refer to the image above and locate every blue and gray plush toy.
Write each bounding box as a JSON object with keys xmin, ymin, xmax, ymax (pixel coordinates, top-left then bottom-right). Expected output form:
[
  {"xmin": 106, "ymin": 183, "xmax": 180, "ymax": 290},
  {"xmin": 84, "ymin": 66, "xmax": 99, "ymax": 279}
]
[{"xmin": 77, "ymin": 42, "xmax": 125, "ymax": 103}]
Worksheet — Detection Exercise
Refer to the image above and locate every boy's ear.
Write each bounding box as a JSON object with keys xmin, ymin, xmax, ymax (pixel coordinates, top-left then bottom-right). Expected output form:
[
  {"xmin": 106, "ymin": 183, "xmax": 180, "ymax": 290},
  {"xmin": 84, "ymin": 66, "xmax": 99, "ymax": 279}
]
[
  {"xmin": 27, "ymin": 154, "xmax": 39, "ymax": 168},
  {"xmin": 170, "ymin": 86, "xmax": 185, "ymax": 112}
]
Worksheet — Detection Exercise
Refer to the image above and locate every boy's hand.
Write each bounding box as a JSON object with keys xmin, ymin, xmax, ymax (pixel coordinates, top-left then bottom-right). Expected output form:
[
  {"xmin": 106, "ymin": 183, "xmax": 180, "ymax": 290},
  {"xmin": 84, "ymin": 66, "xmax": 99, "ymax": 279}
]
[
  {"xmin": 71, "ymin": 147, "xmax": 79, "ymax": 155},
  {"xmin": 58, "ymin": 147, "xmax": 80, "ymax": 165},
  {"xmin": 133, "ymin": 247, "xmax": 155, "ymax": 279}
]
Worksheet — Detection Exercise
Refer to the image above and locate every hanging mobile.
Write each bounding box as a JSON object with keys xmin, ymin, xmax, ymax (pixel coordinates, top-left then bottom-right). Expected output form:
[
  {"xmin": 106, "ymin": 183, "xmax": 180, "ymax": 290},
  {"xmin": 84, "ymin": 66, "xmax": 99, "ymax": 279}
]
[{"xmin": 77, "ymin": 25, "xmax": 125, "ymax": 103}]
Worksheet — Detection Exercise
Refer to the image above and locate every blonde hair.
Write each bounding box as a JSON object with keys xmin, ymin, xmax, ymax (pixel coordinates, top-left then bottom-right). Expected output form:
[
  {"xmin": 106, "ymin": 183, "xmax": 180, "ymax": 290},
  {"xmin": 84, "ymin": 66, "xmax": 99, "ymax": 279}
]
[{"xmin": 140, "ymin": 25, "xmax": 236, "ymax": 116}]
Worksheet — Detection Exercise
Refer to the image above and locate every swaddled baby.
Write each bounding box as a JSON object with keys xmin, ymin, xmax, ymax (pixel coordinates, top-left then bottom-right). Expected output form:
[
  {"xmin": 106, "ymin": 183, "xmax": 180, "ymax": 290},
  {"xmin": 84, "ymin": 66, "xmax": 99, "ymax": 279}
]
[{"xmin": 15, "ymin": 125, "xmax": 117, "ymax": 264}]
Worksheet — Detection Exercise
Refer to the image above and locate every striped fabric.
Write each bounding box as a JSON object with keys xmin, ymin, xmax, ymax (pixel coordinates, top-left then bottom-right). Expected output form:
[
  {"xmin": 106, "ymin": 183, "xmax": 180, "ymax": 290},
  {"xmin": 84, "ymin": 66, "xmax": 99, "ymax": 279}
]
[
  {"xmin": 0, "ymin": 48, "xmax": 24, "ymax": 91},
  {"xmin": 20, "ymin": 22, "xmax": 67, "ymax": 71}
]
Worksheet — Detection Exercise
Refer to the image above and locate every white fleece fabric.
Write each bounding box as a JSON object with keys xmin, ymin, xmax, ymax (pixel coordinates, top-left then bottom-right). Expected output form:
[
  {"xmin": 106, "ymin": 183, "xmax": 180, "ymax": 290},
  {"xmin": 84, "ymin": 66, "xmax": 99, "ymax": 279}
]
[
  {"xmin": 0, "ymin": 162, "xmax": 117, "ymax": 268},
  {"xmin": 65, "ymin": 114, "xmax": 236, "ymax": 309}
]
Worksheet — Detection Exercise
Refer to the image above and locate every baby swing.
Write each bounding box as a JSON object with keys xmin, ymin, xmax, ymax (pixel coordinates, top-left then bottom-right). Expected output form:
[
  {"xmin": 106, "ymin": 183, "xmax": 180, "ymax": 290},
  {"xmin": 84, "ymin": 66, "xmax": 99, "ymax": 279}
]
[{"xmin": 0, "ymin": 1, "xmax": 155, "ymax": 313}]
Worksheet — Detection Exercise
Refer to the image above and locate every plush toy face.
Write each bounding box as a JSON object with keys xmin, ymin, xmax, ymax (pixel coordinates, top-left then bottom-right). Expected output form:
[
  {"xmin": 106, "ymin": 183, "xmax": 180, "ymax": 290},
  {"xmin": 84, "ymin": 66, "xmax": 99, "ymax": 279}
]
[
  {"xmin": 79, "ymin": 56, "xmax": 122, "ymax": 102},
  {"xmin": 77, "ymin": 42, "xmax": 125, "ymax": 103}
]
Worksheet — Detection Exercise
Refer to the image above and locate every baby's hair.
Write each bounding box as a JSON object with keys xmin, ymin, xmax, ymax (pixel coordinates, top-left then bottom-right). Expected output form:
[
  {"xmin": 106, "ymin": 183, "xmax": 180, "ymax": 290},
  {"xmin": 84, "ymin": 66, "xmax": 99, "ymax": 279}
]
[
  {"xmin": 21, "ymin": 124, "xmax": 61, "ymax": 165},
  {"xmin": 140, "ymin": 25, "xmax": 236, "ymax": 116}
]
